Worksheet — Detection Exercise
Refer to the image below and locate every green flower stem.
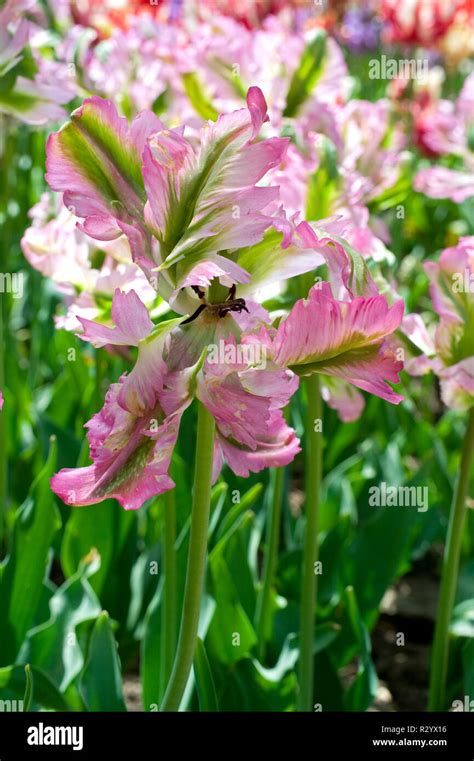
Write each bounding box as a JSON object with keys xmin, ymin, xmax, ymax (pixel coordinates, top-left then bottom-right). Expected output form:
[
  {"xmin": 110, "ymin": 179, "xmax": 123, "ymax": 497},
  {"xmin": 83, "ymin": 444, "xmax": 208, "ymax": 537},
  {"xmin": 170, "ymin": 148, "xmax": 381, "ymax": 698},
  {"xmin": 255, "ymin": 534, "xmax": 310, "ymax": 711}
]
[
  {"xmin": 160, "ymin": 488, "xmax": 177, "ymax": 694},
  {"xmin": 255, "ymin": 466, "xmax": 285, "ymax": 661},
  {"xmin": 298, "ymin": 374, "xmax": 323, "ymax": 712},
  {"xmin": 160, "ymin": 401, "xmax": 215, "ymax": 712},
  {"xmin": 428, "ymin": 407, "xmax": 474, "ymax": 711}
]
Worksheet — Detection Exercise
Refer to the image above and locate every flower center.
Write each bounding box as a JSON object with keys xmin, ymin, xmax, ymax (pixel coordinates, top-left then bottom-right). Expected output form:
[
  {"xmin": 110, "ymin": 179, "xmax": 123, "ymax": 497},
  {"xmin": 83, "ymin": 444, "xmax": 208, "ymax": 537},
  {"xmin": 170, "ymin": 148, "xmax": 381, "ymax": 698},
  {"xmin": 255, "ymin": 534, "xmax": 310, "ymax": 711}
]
[{"xmin": 181, "ymin": 285, "xmax": 249, "ymax": 325}]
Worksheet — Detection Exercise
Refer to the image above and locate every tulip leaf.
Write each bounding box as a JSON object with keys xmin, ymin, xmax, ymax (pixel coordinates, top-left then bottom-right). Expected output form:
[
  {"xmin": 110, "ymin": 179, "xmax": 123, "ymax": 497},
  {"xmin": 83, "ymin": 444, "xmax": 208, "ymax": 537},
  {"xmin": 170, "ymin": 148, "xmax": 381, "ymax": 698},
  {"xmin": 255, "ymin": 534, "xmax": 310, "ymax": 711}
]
[
  {"xmin": 207, "ymin": 556, "xmax": 257, "ymax": 664},
  {"xmin": 340, "ymin": 587, "xmax": 378, "ymax": 712},
  {"xmin": 214, "ymin": 484, "xmax": 262, "ymax": 542},
  {"xmin": 79, "ymin": 611, "xmax": 126, "ymax": 712},
  {"xmin": 0, "ymin": 437, "xmax": 60, "ymax": 666},
  {"xmin": 283, "ymin": 30, "xmax": 327, "ymax": 117},
  {"xmin": 341, "ymin": 500, "xmax": 420, "ymax": 627},
  {"xmin": 215, "ymin": 636, "xmax": 298, "ymax": 710},
  {"xmin": 19, "ymin": 555, "xmax": 102, "ymax": 692},
  {"xmin": 0, "ymin": 664, "xmax": 71, "ymax": 711},
  {"xmin": 61, "ymin": 500, "xmax": 137, "ymax": 628},
  {"xmin": 306, "ymin": 137, "xmax": 340, "ymax": 221},
  {"xmin": 23, "ymin": 664, "xmax": 33, "ymax": 712},
  {"xmin": 182, "ymin": 72, "xmax": 218, "ymax": 121},
  {"xmin": 194, "ymin": 637, "xmax": 219, "ymax": 712}
]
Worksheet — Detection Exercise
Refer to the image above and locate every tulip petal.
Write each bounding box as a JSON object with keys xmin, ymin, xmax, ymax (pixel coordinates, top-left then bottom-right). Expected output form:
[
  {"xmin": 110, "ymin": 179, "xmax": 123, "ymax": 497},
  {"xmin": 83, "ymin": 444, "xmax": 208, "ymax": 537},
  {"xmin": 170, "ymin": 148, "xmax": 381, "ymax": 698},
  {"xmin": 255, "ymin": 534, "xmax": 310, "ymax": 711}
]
[
  {"xmin": 273, "ymin": 282, "xmax": 404, "ymax": 403},
  {"xmin": 46, "ymin": 97, "xmax": 161, "ymax": 254},
  {"xmin": 215, "ymin": 411, "xmax": 300, "ymax": 478},
  {"xmin": 414, "ymin": 167, "xmax": 474, "ymax": 203},
  {"xmin": 439, "ymin": 358, "xmax": 474, "ymax": 411},
  {"xmin": 144, "ymin": 88, "xmax": 286, "ymax": 273},
  {"xmin": 197, "ymin": 348, "xmax": 300, "ymax": 478},
  {"xmin": 51, "ymin": 378, "xmax": 185, "ymax": 510},
  {"xmin": 118, "ymin": 317, "xmax": 184, "ymax": 416},
  {"xmin": 321, "ymin": 377, "xmax": 365, "ymax": 422},
  {"xmin": 78, "ymin": 288, "xmax": 154, "ymax": 347}
]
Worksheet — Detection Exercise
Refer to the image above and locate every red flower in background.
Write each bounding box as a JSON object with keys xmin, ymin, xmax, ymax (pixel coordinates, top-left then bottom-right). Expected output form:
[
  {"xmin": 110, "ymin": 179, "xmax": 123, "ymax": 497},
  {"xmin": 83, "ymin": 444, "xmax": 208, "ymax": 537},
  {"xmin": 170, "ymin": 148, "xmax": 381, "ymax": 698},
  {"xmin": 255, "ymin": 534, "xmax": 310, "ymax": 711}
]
[
  {"xmin": 381, "ymin": 0, "xmax": 471, "ymax": 47},
  {"xmin": 411, "ymin": 90, "xmax": 444, "ymax": 158},
  {"xmin": 71, "ymin": 0, "xmax": 169, "ymax": 35},
  {"xmin": 199, "ymin": 0, "xmax": 305, "ymax": 28}
]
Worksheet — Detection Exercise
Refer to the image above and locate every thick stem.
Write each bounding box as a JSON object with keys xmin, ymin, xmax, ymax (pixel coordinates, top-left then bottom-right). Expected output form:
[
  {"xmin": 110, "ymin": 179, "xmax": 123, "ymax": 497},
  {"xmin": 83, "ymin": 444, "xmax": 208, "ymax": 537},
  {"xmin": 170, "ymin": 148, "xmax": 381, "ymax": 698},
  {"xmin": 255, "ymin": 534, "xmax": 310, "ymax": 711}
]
[
  {"xmin": 255, "ymin": 466, "xmax": 285, "ymax": 661},
  {"xmin": 428, "ymin": 407, "xmax": 474, "ymax": 711},
  {"xmin": 160, "ymin": 402, "xmax": 215, "ymax": 712},
  {"xmin": 298, "ymin": 374, "xmax": 323, "ymax": 712},
  {"xmin": 160, "ymin": 488, "xmax": 177, "ymax": 694}
]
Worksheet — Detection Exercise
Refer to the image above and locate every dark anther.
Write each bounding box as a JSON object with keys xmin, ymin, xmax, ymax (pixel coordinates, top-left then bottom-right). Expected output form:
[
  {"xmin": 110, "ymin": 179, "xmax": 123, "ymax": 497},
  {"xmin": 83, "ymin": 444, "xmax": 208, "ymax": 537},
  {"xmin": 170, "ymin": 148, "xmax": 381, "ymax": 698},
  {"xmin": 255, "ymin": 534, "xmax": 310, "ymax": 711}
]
[
  {"xmin": 180, "ymin": 287, "xmax": 248, "ymax": 325},
  {"xmin": 216, "ymin": 298, "xmax": 249, "ymax": 318}
]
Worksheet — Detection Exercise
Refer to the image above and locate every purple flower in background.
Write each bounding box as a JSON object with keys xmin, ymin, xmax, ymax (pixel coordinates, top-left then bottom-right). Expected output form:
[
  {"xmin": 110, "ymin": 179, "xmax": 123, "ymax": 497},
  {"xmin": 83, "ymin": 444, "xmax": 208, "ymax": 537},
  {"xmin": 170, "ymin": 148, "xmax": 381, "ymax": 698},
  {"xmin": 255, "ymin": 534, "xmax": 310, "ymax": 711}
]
[{"xmin": 340, "ymin": 8, "xmax": 382, "ymax": 53}]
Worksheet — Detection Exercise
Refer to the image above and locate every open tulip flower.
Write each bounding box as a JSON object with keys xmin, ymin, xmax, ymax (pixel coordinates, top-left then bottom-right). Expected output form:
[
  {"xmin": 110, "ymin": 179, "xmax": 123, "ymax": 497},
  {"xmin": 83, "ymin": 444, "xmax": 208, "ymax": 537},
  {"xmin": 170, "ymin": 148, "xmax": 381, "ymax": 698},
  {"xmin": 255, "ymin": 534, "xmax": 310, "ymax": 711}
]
[
  {"xmin": 404, "ymin": 236, "xmax": 474, "ymax": 411},
  {"xmin": 381, "ymin": 0, "xmax": 464, "ymax": 47},
  {"xmin": 45, "ymin": 88, "xmax": 405, "ymax": 511},
  {"xmin": 414, "ymin": 72, "xmax": 474, "ymax": 204},
  {"xmin": 0, "ymin": 0, "xmax": 76, "ymax": 124}
]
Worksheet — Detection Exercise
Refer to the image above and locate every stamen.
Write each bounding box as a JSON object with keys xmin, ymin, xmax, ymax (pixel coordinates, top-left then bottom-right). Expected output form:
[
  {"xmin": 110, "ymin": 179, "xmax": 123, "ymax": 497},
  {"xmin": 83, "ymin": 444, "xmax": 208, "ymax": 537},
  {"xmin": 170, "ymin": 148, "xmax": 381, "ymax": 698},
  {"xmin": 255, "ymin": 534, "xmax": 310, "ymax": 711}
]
[
  {"xmin": 180, "ymin": 286, "xmax": 248, "ymax": 325},
  {"xmin": 180, "ymin": 303, "xmax": 207, "ymax": 325}
]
